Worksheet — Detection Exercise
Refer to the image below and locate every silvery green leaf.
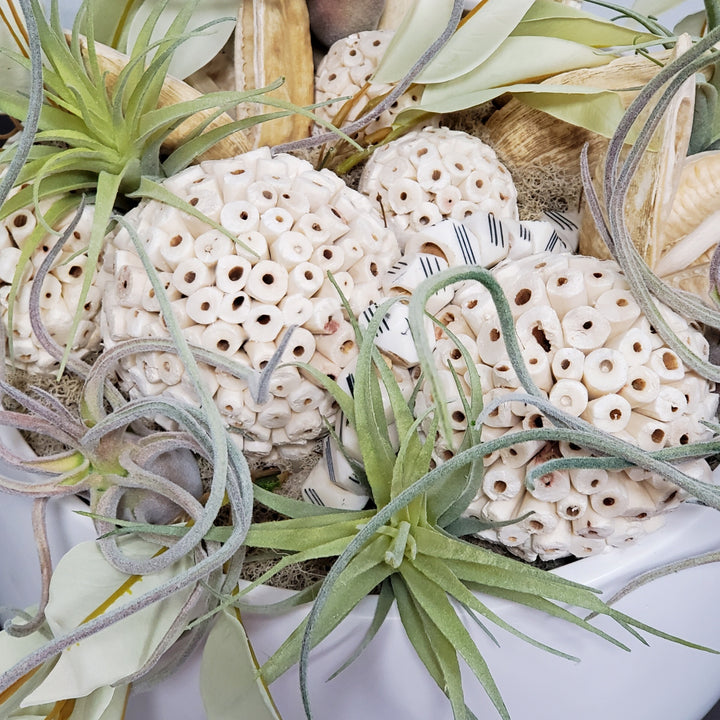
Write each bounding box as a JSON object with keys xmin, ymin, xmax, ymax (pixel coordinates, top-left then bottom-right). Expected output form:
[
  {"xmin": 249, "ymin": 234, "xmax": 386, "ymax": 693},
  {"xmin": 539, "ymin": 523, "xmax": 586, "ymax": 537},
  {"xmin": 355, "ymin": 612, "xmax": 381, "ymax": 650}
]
[
  {"xmin": 200, "ymin": 610, "xmax": 280, "ymax": 720},
  {"xmin": 21, "ymin": 537, "xmax": 195, "ymax": 706},
  {"xmin": 420, "ymin": 36, "xmax": 612, "ymax": 104},
  {"xmin": 372, "ymin": 0, "xmax": 454, "ymax": 84},
  {"xmin": 514, "ymin": 1, "xmax": 661, "ymax": 47},
  {"xmin": 125, "ymin": 0, "xmax": 237, "ymax": 79},
  {"xmin": 415, "ymin": 0, "xmax": 536, "ymax": 84}
]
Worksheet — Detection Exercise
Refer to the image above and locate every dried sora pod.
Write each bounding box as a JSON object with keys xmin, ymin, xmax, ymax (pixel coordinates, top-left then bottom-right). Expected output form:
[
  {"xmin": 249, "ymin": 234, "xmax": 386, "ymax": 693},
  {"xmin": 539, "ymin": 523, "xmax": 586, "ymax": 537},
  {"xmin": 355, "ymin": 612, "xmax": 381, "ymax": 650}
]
[
  {"xmin": 101, "ymin": 148, "xmax": 400, "ymax": 461},
  {"xmin": 426, "ymin": 252, "xmax": 717, "ymax": 562},
  {"xmin": 0, "ymin": 201, "xmax": 102, "ymax": 372},
  {"xmin": 359, "ymin": 126, "xmax": 518, "ymax": 236},
  {"xmin": 314, "ymin": 30, "xmax": 421, "ymax": 141}
]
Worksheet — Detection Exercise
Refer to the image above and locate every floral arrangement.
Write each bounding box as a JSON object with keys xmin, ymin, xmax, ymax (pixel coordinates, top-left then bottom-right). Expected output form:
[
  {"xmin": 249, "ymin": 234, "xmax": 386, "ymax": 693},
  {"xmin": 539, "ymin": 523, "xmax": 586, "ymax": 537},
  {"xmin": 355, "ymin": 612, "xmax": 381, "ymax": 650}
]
[{"xmin": 1, "ymin": 1, "xmax": 720, "ymax": 719}]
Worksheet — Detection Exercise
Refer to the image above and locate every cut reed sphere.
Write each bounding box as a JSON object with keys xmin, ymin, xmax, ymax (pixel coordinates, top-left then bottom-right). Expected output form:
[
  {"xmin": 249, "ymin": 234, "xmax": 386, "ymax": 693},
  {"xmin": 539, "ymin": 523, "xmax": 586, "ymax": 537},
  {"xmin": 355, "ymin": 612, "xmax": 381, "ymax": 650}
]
[
  {"xmin": 101, "ymin": 148, "xmax": 400, "ymax": 460},
  {"xmin": 0, "ymin": 200, "xmax": 102, "ymax": 372}
]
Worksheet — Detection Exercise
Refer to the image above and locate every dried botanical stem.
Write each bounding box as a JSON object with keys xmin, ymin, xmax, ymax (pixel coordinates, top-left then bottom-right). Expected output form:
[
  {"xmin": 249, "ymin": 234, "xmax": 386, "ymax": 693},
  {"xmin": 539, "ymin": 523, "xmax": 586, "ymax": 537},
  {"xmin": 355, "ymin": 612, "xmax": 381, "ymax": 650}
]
[{"xmin": 4, "ymin": 498, "xmax": 51, "ymax": 637}]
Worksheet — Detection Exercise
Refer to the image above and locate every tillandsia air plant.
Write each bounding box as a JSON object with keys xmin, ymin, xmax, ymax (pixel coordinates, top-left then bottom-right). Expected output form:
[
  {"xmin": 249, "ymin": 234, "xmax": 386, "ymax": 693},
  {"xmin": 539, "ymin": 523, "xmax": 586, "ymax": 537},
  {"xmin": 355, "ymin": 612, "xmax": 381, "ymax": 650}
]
[
  {"xmin": 0, "ymin": 206, "xmax": 291, "ymax": 717},
  {"xmin": 78, "ymin": 271, "xmax": 720, "ymax": 720},
  {"xmin": 0, "ymin": 0, "xmax": 347, "ymax": 373}
]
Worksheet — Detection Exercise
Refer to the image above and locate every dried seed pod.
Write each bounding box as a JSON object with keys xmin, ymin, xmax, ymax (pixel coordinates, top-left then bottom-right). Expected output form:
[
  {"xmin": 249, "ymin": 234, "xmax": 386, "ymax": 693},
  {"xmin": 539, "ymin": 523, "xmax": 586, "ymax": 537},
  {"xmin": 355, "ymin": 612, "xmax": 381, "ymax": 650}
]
[{"xmin": 235, "ymin": 0, "xmax": 315, "ymax": 147}]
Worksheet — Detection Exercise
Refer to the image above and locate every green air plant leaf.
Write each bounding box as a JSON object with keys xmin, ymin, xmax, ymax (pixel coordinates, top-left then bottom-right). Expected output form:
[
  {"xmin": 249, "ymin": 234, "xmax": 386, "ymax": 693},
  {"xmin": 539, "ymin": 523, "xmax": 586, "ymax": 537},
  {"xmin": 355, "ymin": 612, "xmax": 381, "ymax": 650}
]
[
  {"xmin": 514, "ymin": 0, "xmax": 663, "ymax": 47},
  {"xmin": 414, "ymin": 39, "xmax": 620, "ymax": 135}
]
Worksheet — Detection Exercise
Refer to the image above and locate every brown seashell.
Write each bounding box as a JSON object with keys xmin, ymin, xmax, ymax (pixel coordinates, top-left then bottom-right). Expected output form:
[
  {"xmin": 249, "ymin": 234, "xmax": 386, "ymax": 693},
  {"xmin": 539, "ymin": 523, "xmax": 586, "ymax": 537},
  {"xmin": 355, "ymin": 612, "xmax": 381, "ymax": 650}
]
[
  {"xmin": 234, "ymin": 0, "xmax": 315, "ymax": 147},
  {"xmin": 74, "ymin": 34, "xmax": 249, "ymax": 161}
]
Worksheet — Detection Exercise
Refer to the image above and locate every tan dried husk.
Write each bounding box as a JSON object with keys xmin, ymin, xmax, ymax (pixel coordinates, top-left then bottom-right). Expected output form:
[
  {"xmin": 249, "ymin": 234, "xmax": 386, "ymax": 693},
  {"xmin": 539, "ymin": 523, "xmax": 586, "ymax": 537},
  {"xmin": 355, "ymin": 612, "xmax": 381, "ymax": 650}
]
[
  {"xmin": 74, "ymin": 34, "xmax": 250, "ymax": 160},
  {"xmin": 234, "ymin": 0, "xmax": 315, "ymax": 147}
]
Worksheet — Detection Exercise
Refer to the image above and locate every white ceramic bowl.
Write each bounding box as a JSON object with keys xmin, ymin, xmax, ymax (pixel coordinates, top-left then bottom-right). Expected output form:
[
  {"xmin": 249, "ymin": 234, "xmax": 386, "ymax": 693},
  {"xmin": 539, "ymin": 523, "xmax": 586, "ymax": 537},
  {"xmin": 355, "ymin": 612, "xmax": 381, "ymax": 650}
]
[{"xmin": 2, "ymin": 425, "xmax": 720, "ymax": 720}]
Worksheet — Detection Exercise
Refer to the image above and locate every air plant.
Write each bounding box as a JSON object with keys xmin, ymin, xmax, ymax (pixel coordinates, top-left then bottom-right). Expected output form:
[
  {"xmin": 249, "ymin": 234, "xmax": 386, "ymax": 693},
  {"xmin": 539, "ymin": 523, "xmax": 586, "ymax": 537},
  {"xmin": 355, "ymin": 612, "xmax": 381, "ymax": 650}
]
[
  {"xmin": 0, "ymin": 0, "xmax": 345, "ymax": 373},
  {"xmin": 96, "ymin": 270, "xmax": 720, "ymax": 720},
  {"xmin": 0, "ymin": 202, "xmax": 289, "ymax": 716}
]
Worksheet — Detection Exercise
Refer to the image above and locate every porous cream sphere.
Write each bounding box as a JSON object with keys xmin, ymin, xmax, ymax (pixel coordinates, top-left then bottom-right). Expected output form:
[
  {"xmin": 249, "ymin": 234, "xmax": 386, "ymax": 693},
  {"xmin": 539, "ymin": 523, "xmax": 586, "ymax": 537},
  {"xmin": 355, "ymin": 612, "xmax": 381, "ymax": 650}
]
[
  {"xmin": 101, "ymin": 147, "xmax": 400, "ymax": 461},
  {"xmin": 359, "ymin": 126, "xmax": 518, "ymax": 236}
]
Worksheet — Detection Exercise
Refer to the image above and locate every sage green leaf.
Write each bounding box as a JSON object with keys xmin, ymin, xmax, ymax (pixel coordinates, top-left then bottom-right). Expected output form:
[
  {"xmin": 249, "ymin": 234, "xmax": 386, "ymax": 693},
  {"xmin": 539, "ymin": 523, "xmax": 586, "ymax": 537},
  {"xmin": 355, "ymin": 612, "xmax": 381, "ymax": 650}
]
[
  {"xmin": 515, "ymin": 85, "xmax": 631, "ymax": 137},
  {"xmin": 200, "ymin": 610, "xmax": 280, "ymax": 720},
  {"xmin": 261, "ymin": 536, "xmax": 392, "ymax": 684},
  {"xmin": 416, "ymin": 555, "xmax": 583, "ymax": 661},
  {"xmin": 419, "ymin": 35, "xmax": 612, "ymax": 105},
  {"xmin": 416, "ymin": 0, "xmax": 537, "ymax": 84},
  {"xmin": 88, "ymin": 0, "xmax": 143, "ymax": 48},
  {"xmin": 125, "ymin": 0, "xmax": 237, "ymax": 80},
  {"xmin": 21, "ymin": 536, "xmax": 195, "ymax": 705},
  {"xmin": 513, "ymin": 2, "xmax": 661, "ymax": 47},
  {"xmin": 246, "ymin": 511, "xmax": 373, "ymax": 551},
  {"xmin": 327, "ymin": 579, "xmax": 394, "ymax": 680},
  {"xmin": 372, "ymin": 0, "xmax": 454, "ymax": 83}
]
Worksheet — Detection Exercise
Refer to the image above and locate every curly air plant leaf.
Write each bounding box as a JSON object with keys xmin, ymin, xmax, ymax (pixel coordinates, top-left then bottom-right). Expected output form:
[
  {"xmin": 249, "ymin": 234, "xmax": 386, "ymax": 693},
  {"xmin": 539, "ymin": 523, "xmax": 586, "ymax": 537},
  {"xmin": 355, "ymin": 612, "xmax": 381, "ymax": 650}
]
[
  {"xmin": 0, "ymin": 208, "xmax": 291, "ymax": 710},
  {"xmin": 0, "ymin": 0, "xmax": 344, "ymax": 374}
]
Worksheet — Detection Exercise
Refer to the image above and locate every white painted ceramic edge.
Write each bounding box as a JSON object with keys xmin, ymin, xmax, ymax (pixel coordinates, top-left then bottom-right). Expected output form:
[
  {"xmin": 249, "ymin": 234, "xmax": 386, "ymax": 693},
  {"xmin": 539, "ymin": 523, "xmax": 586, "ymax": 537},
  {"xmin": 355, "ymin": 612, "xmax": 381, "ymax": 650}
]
[{"xmin": 2, "ymin": 425, "xmax": 720, "ymax": 719}]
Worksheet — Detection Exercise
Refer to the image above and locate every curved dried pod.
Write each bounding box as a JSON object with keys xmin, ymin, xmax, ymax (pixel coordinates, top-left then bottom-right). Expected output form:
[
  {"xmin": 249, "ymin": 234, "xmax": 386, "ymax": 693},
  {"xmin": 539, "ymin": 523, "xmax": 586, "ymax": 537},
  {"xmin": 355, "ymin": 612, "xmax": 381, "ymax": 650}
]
[
  {"xmin": 234, "ymin": 0, "xmax": 315, "ymax": 147},
  {"xmin": 485, "ymin": 47, "xmax": 678, "ymax": 183},
  {"xmin": 579, "ymin": 35, "xmax": 697, "ymax": 266},
  {"xmin": 378, "ymin": 0, "xmax": 414, "ymax": 31},
  {"xmin": 73, "ymin": 34, "xmax": 249, "ymax": 160}
]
